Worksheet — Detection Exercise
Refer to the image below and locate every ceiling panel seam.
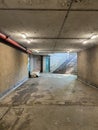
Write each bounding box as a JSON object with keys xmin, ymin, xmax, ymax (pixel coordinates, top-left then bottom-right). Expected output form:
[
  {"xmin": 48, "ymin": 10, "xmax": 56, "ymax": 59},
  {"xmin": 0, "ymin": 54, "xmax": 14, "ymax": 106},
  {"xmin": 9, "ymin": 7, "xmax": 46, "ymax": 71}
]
[
  {"xmin": 27, "ymin": 37, "xmax": 86, "ymax": 40},
  {"xmin": 1, "ymin": 9, "xmax": 98, "ymax": 12},
  {"xmin": 53, "ymin": 0, "xmax": 74, "ymax": 51}
]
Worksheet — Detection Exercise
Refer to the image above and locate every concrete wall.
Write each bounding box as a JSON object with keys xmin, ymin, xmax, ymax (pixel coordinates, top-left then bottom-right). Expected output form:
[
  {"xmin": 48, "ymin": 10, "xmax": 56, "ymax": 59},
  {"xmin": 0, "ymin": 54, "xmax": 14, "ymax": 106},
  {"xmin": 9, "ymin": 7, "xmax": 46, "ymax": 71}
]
[
  {"xmin": 0, "ymin": 42, "xmax": 28, "ymax": 94},
  {"xmin": 78, "ymin": 45, "xmax": 98, "ymax": 87},
  {"xmin": 33, "ymin": 55, "xmax": 41, "ymax": 72},
  {"xmin": 43, "ymin": 56, "xmax": 46, "ymax": 73},
  {"xmin": 29, "ymin": 54, "xmax": 34, "ymax": 74},
  {"xmin": 29, "ymin": 55, "xmax": 41, "ymax": 73}
]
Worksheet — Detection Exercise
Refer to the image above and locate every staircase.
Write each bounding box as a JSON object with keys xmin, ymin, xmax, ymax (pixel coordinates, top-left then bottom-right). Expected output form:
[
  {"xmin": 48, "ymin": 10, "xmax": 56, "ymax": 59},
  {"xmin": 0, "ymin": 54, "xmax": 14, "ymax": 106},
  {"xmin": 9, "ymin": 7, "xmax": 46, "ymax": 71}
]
[{"xmin": 53, "ymin": 54, "xmax": 77, "ymax": 74}]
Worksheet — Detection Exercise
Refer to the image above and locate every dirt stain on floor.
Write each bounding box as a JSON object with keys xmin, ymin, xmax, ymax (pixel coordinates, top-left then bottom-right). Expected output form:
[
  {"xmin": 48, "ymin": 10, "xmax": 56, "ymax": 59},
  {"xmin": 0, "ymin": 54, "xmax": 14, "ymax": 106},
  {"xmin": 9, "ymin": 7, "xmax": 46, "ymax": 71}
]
[{"xmin": 12, "ymin": 82, "xmax": 39, "ymax": 105}]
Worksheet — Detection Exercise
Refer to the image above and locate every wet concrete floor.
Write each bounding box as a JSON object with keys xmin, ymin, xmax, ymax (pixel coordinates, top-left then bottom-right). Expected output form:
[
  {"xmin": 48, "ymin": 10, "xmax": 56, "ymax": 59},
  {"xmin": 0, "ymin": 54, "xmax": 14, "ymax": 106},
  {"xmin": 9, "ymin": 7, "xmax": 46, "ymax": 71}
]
[{"xmin": 0, "ymin": 74, "xmax": 98, "ymax": 130}]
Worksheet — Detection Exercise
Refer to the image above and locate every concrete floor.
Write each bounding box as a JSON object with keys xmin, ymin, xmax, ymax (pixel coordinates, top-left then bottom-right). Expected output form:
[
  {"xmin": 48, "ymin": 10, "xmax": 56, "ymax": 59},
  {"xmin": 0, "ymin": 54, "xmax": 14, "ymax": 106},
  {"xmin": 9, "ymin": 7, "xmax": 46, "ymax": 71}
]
[{"xmin": 0, "ymin": 74, "xmax": 98, "ymax": 130}]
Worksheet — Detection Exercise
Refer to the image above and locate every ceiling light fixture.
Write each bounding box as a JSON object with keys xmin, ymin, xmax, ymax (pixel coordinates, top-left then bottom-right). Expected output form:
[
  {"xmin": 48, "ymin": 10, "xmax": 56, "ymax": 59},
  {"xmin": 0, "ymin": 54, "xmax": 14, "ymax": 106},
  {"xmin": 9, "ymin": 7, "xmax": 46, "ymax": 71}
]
[
  {"xmin": 21, "ymin": 33, "xmax": 26, "ymax": 38},
  {"xmin": 83, "ymin": 41, "xmax": 88, "ymax": 44},
  {"xmin": 82, "ymin": 34, "xmax": 98, "ymax": 45},
  {"xmin": 67, "ymin": 50, "xmax": 70, "ymax": 53},
  {"xmin": 27, "ymin": 40, "xmax": 31, "ymax": 44},
  {"xmin": 67, "ymin": 49, "xmax": 72, "ymax": 53},
  {"xmin": 33, "ymin": 49, "xmax": 39, "ymax": 53},
  {"xmin": 91, "ymin": 35, "xmax": 97, "ymax": 39}
]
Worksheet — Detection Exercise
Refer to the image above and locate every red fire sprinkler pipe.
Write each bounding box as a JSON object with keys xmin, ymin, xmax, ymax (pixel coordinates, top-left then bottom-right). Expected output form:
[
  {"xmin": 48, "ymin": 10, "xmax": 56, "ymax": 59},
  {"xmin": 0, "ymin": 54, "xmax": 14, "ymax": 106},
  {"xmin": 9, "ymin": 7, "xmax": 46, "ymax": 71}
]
[{"xmin": 0, "ymin": 33, "xmax": 32, "ymax": 54}]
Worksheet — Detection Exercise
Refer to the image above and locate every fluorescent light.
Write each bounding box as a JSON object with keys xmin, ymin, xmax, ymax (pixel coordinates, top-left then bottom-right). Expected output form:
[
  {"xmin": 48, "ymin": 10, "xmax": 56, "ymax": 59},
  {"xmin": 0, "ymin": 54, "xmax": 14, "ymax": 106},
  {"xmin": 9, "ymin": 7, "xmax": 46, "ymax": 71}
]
[
  {"xmin": 33, "ymin": 49, "xmax": 39, "ymax": 53},
  {"xmin": 91, "ymin": 35, "xmax": 97, "ymax": 39},
  {"xmin": 21, "ymin": 33, "xmax": 26, "ymax": 38},
  {"xmin": 67, "ymin": 50, "xmax": 70, "ymax": 53},
  {"xmin": 83, "ymin": 41, "xmax": 88, "ymax": 44},
  {"xmin": 67, "ymin": 49, "xmax": 72, "ymax": 53},
  {"xmin": 27, "ymin": 40, "xmax": 31, "ymax": 44}
]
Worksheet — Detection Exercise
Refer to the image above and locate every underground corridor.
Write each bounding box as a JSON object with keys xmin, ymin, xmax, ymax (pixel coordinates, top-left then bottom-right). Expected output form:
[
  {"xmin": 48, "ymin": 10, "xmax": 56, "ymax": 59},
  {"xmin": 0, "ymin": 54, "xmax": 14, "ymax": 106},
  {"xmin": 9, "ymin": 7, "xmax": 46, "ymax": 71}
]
[{"xmin": 0, "ymin": 0, "xmax": 98, "ymax": 130}]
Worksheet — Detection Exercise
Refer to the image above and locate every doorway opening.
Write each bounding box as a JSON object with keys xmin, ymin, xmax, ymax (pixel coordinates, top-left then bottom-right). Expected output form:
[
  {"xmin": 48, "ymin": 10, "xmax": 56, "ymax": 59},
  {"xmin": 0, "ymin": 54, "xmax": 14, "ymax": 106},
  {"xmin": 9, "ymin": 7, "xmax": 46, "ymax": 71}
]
[{"xmin": 49, "ymin": 53, "xmax": 77, "ymax": 75}]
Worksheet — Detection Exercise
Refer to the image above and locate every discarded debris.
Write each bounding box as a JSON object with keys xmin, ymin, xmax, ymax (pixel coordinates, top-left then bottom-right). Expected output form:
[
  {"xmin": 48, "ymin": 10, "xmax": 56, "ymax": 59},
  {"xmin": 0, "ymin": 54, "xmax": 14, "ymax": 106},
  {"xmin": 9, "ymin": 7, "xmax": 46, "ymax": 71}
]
[{"xmin": 31, "ymin": 71, "xmax": 40, "ymax": 78}]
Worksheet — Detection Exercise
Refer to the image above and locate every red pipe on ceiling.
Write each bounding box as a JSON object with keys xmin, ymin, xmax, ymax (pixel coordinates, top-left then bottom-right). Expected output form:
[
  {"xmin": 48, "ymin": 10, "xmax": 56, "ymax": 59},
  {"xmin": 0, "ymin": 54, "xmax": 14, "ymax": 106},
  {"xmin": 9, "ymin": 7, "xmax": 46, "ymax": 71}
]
[{"xmin": 0, "ymin": 33, "xmax": 32, "ymax": 54}]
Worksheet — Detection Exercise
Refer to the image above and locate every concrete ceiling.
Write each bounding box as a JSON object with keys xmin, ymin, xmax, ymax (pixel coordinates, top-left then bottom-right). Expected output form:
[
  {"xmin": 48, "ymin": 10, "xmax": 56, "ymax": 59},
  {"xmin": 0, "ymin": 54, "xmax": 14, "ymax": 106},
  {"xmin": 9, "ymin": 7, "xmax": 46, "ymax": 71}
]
[{"xmin": 0, "ymin": 0, "xmax": 98, "ymax": 54}]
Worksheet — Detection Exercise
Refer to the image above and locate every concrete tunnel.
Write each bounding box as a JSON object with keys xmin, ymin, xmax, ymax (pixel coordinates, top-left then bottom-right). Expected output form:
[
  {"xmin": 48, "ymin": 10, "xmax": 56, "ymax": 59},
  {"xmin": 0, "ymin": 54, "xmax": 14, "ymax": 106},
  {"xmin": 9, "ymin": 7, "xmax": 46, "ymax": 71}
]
[{"xmin": 0, "ymin": 0, "xmax": 98, "ymax": 130}]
